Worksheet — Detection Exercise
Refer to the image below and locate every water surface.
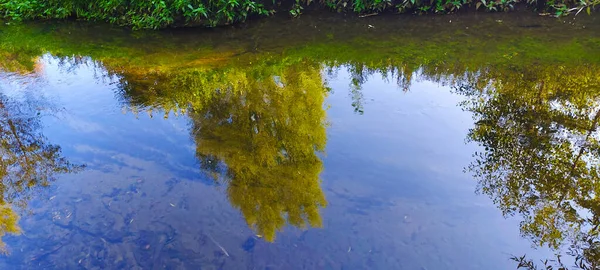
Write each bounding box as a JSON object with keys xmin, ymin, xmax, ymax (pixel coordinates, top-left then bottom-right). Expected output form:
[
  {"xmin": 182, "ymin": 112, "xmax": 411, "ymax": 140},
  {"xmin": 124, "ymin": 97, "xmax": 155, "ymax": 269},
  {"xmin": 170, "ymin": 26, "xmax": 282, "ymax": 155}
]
[{"xmin": 0, "ymin": 11, "xmax": 599, "ymax": 269}]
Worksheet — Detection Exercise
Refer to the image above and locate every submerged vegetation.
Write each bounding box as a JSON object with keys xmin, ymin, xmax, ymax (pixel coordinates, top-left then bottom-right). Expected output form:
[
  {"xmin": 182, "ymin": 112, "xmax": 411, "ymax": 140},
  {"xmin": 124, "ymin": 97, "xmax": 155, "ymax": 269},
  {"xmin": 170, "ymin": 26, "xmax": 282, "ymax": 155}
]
[{"xmin": 0, "ymin": 0, "xmax": 598, "ymax": 28}]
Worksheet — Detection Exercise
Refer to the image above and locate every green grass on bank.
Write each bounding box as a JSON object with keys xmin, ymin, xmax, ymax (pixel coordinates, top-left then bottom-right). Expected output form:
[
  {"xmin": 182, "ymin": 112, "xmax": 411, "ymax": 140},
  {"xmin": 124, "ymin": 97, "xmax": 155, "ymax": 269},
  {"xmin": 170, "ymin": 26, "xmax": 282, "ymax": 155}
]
[{"xmin": 0, "ymin": 0, "xmax": 598, "ymax": 29}]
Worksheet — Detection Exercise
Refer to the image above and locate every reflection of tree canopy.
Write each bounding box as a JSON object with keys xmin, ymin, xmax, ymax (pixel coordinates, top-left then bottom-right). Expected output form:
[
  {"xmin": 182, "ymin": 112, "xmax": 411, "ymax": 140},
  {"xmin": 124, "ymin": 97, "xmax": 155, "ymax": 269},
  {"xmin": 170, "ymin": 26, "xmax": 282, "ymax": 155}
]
[
  {"xmin": 122, "ymin": 62, "xmax": 329, "ymax": 242},
  {"xmin": 457, "ymin": 65, "xmax": 600, "ymax": 269},
  {"xmin": 189, "ymin": 63, "xmax": 328, "ymax": 241},
  {"xmin": 0, "ymin": 92, "xmax": 82, "ymax": 253}
]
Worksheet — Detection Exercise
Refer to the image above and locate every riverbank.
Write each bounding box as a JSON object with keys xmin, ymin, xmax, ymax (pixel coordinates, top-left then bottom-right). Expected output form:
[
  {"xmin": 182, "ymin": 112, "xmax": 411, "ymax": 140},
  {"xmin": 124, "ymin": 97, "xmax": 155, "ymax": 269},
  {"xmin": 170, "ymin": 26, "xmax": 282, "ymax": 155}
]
[{"xmin": 0, "ymin": 0, "xmax": 598, "ymax": 29}]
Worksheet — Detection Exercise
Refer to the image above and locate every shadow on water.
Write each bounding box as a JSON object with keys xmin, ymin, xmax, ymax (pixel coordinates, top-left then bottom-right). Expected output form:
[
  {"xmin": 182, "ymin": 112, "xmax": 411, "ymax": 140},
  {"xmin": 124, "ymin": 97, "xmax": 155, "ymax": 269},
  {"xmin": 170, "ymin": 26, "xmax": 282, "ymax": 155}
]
[{"xmin": 0, "ymin": 10, "xmax": 600, "ymax": 269}]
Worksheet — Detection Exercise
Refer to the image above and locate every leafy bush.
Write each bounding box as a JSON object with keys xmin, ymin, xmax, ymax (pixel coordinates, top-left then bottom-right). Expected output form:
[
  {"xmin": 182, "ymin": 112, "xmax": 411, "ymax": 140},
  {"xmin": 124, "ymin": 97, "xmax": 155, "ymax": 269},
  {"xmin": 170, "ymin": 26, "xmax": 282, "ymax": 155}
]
[
  {"xmin": 0, "ymin": 0, "xmax": 597, "ymax": 29},
  {"xmin": 0, "ymin": 0, "xmax": 272, "ymax": 29}
]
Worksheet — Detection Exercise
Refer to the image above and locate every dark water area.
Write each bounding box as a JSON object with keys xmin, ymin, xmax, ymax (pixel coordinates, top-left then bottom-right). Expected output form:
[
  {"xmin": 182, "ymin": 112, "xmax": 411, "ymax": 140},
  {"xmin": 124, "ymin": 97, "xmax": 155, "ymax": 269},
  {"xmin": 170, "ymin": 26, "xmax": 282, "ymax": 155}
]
[{"xmin": 0, "ymin": 11, "xmax": 599, "ymax": 269}]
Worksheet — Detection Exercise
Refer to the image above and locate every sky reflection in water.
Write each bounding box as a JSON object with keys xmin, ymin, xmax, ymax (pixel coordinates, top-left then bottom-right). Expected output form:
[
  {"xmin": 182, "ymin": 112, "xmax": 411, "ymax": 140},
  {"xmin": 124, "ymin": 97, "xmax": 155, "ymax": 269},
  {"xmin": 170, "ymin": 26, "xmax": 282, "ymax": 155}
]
[{"xmin": 0, "ymin": 55, "xmax": 551, "ymax": 269}]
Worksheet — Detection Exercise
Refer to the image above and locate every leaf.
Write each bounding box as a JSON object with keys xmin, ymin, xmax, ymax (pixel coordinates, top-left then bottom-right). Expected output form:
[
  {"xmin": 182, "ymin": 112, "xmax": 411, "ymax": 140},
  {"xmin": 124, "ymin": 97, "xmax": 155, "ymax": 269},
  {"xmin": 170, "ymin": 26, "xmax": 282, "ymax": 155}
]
[
  {"xmin": 587, "ymin": 6, "xmax": 591, "ymax": 15},
  {"xmin": 476, "ymin": 2, "xmax": 481, "ymax": 9}
]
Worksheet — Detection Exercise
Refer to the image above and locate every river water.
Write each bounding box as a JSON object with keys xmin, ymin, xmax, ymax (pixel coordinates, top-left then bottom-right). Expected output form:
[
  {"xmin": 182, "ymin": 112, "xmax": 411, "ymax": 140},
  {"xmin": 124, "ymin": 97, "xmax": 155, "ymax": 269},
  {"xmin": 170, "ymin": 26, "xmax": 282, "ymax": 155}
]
[{"xmin": 0, "ymin": 11, "xmax": 599, "ymax": 269}]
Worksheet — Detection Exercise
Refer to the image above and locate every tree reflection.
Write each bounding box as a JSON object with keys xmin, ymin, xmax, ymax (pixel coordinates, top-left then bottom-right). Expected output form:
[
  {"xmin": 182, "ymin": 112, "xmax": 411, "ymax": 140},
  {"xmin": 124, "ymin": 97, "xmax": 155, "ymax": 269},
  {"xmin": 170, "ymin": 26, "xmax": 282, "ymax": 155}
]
[
  {"xmin": 457, "ymin": 65, "xmax": 600, "ymax": 269},
  {"xmin": 0, "ymin": 92, "xmax": 82, "ymax": 253},
  {"xmin": 187, "ymin": 63, "xmax": 328, "ymax": 241},
  {"xmin": 120, "ymin": 62, "xmax": 329, "ymax": 242}
]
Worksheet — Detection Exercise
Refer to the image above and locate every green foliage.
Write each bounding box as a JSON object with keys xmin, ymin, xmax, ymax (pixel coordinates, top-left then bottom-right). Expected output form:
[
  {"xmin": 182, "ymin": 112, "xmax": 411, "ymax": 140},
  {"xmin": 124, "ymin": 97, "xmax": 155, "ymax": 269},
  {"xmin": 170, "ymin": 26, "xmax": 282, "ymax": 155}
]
[
  {"xmin": 290, "ymin": 0, "xmax": 304, "ymax": 17},
  {"xmin": 553, "ymin": 0, "xmax": 599, "ymax": 17},
  {"xmin": 0, "ymin": 0, "xmax": 597, "ymax": 28},
  {"xmin": 0, "ymin": 0, "xmax": 272, "ymax": 29},
  {"xmin": 305, "ymin": 0, "xmax": 594, "ymax": 15}
]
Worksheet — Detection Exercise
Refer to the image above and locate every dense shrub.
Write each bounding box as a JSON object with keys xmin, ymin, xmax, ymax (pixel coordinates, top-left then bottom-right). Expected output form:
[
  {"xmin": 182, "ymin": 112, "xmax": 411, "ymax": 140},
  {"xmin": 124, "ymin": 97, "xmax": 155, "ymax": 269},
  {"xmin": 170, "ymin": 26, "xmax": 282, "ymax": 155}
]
[
  {"xmin": 0, "ymin": 0, "xmax": 598, "ymax": 29},
  {"xmin": 0, "ymin": 0, "xmax": 272, "ymax": 29}
]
